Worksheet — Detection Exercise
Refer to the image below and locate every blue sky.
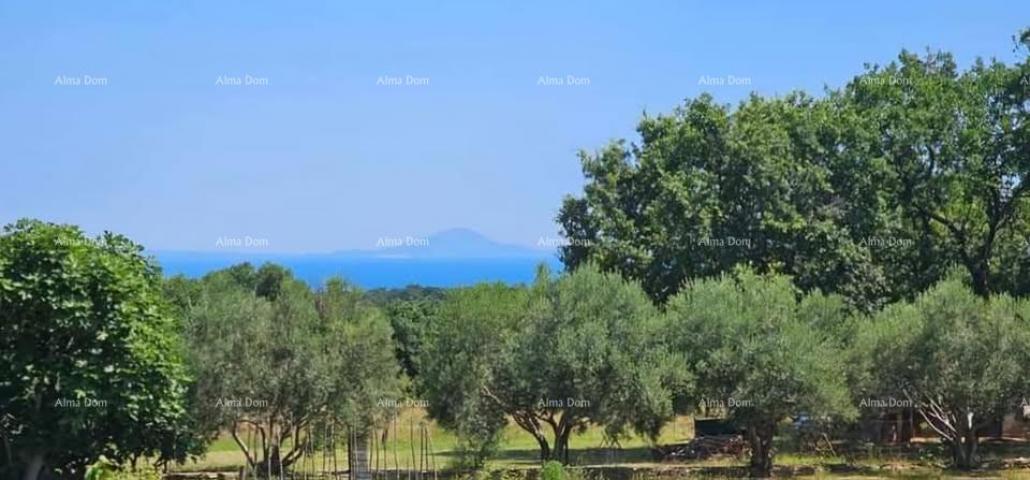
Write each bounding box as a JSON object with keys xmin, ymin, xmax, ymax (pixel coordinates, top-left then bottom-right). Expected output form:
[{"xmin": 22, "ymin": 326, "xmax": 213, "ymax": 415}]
[{"xmin": 1, "ymin": 1, "xmax": 1027, "ymax": 252}]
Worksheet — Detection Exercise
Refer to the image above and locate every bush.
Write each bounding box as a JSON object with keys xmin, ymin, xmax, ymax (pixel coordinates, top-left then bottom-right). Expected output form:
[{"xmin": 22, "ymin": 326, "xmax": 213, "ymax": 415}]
[
  {"xmin": 541, "ymin": 461, "xmax": 564, "ymax": 480},
  {"xmin": 84, "ymin": 458, "xmax": 162, "ymax": 480},
  {"xmin": 450, "ymin": 435, "xmax": 500, "ymax": 472}
]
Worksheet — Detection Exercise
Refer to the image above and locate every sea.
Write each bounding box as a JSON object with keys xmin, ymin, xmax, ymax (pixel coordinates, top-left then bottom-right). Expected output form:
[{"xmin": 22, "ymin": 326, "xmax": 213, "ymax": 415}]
[{"xmin": 155, "ymin": 254, "xmax": 565, "ymax": 289}]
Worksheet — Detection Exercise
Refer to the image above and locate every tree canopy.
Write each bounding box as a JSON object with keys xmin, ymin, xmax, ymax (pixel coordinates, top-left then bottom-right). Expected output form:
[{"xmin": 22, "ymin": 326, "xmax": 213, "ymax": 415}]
[
  {"xmin": 177, "ymin": 263, "xmax": 402, "ymax": 475},
  {"xmin": 841, "ymin": 48, "xmax": 1030, "ymax": 297},
  {"xmin": 851, "ymin": 274, "xmax": 1030, "ymax": 469},
  {"xmin": 418, "ymin": 265, "xmax": 680, "ymax": 465},
  {"xmin": 664, "ymin": 269, "xmax": 855, "ymax": 477},
  {"xmin": 558, "ymin": 44, "xmax": 1030, "ymax": 307},
  {"xmin": 0, "ymin": 219, "xmax": 194, "ymax": 480}
]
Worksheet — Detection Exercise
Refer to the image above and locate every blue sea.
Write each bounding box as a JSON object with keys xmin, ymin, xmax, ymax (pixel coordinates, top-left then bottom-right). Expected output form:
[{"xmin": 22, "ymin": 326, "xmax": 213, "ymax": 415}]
[{"xmin": 155, "ymin": 254, "xmax": 565, "ymax": 289}]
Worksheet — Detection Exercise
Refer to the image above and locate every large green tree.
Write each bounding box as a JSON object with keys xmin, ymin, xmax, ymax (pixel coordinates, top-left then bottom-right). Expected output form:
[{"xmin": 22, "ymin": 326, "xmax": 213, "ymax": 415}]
[
  {"xmin": 0, "ymin": 219, "xmax": 195, "ymax": 480},
  {"xmin": 419, "ymin": 265, "xmax": 680, "ymax": 464},
  {"xmin": 664, "ymin": 270, "xmax": 855, "ymax": 478},
  {"xmin": 851, "ymin": 275, "xmax": 1030, "ymax": 469},
  {"xmin": 558, "ymin": 92, "xmax": 890, "ymax": 309},
  {"xmin": 179, "ymin": 264, "xmax": 402, "ymax": 475},
  {"xmin": 842, "ymin": 44, "xmax": 1030, "ymax": 297},
  {"xmin": 559, "ymin": 34, "xmax": 1030, "ymax": 306}
]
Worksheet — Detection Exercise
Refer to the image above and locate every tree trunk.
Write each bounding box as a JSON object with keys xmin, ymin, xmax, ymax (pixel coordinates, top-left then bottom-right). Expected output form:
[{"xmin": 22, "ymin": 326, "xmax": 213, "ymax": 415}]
[
  {"xmin": 511, "ymin": 414, "xmax": 552, "ymax": 463},
  {"xmin": 554, "ymin": 424, "xmax": 573, "ymax": 464},
  {"xmin": 532, "ymin": 432, "xmax": 551, "ymax": 462},
  {"xmin": 747, "ymin": 421, "xmax": 775, "ymax": 478},
  {"xmin": 266, "ymin": 444, "xmax": 283, "ymax": 478},
  {"xmin": 251, "ymin": 444, "xmax": 286, "ymax": 478},
  {"xmin": 969, "ymin": 261, "xmax": 990, "ymax": 298},
  {"xmin": 952, "ymin": 427, "xmax": 979, "ymax": 470},
  {"xmin": 903, "ymin": 408, "xmax": 915, "ymax": 442},
  {"xmin": 21, "ymin": 452, "xmax": 45, "ymax": 480}
]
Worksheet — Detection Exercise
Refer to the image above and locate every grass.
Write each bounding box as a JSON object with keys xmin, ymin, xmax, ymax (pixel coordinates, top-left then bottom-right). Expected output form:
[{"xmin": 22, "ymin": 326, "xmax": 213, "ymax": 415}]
[
  {"xmin": 170, "ymin": 409, "xmax": 1030, "ymax": 479},
  {"xmin": 173, "ymin": 408, "xmax": 693, "ymax": 472}
]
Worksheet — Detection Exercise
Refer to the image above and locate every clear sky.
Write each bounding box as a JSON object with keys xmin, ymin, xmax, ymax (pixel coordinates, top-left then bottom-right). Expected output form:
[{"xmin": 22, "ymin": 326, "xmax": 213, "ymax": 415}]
[{"xmin": 1, "ymin": 1, "xmax": 1027, "ymax": 252}]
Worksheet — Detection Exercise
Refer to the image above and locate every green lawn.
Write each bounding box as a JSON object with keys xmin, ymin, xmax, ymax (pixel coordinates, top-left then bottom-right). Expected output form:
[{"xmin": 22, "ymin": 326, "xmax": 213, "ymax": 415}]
[
  {"xmin": 173, "ymin": 408, "xmax": 695, "ymax": 472},
  {"xmin": 170, "ymin": 410, "xmax": 1030, "ymax": 479}
]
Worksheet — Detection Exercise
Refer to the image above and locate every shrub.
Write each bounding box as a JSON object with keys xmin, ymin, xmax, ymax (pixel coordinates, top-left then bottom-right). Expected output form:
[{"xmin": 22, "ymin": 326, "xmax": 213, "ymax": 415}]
[{"xmin": 541, "ymin": 461, "xmax": 564, "ymax": 480}]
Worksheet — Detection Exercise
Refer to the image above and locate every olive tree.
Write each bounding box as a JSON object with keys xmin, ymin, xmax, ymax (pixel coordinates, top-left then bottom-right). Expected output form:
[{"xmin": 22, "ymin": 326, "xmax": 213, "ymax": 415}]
[
  {"xmin": 419, "ymin": 265, "xmax": 680, "ymax": 465},
  {"xmin": 664, "ymin": 270, "xmax": 855, "ymax": 478},
  {"xmin": 417, "ymin": 282, "xmax": 521, "ymax": 467},
  {"xmin": 181, "ymin": 265, "xmax": 402, "ymax": 475},
  {"xmin": 852, "ymin": 276, "xmax": 1030, "ymax": 469},
  {"xmin": 0, "ymin": 219, "xmax": 194, "ymax": 480}
]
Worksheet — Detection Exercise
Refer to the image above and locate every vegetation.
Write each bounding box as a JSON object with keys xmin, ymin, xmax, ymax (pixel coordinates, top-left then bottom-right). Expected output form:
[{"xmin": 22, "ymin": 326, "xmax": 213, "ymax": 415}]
[
  {"xmin": 540, "ymin": 460, "xmax": 564, "ymax": 480},
  {"xmin": 0, "ymin": 220, "xmax": 196, "ymax": 480},
  {"xmin": 171, "ymin": 264, "xmax": 402, "ymax": 476},
  {"xmin": 841, "ymin": 47, "xmax": 1030, "ymax": 298},
  {"xmin": 558, "ymin": 36, "xmax": 1030, "ymax": 308},
  {"xmin": 418, "ymin": 265, "xmax": 681, "ymax": 465},
  {"xmin": 852, "ymin": 274, "xmax": 1030, "ymax": 468},
  {"xmin": 664, "ymin": 270, "xmax": 856, "ymax": 477},
  {"xmin": 3, "ymin": 31, "xmax": 1030, "ymax": 480},
  {"xmin": 367, "ymin": 285, "xmax": 445, "ymax": 379}
]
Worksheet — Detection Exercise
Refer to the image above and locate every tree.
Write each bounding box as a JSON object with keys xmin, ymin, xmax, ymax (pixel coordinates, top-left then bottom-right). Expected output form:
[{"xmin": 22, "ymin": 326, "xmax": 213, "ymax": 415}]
[
  {"xmin": 558, "ymin": 92, "xmax": 890, "ymax": 309},
  {"xmin": 419, "ymin": 265, "xmax": 679, "ymax": 464},
  {"xmin": 417, "ymin": 282, "xmax": 526, "ymax": 467},
  {"xmin": 382, "ymin": 298, "xmax": 436, "ymax": 379},
  {"xmin": 181, "ymin": 265, "xmax": 401, "ymax": 475},
  {"xmin": 664, "ymin": 270, "xmax": 855, "ymax": 478},
  {"xmin": 843, "ymin": 45, "xmax": 1030, "ymax": 297},
  {"xmin": 0, "ymin": 219, "xmax": 195, "ymax": 480},
  {"xmin": 365, "ymin": 286, "xmax": 445, "ymax": 380},
  {"xmin": 852, "ymin": 275, "xmax": 1030, "ymax": 469},
  {"xmin": 507, "ymin": 265, "xmax": 680, "ymax": 463},
  {"xmin": 558, "ymin": 33, "xmax": 1030, "ymax": 307},
  {"xmin": 316, "ymin": 278, "xmax": 406, "ymax": 430}
]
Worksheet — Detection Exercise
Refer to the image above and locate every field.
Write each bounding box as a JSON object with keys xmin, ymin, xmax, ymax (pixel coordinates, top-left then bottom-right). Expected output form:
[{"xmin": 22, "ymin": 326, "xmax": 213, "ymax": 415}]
[
  {"xmin": 169, "ymin": 409, "xmax": 1030, "ymax": 479},
  {"xmin": 172, "ymin": 408, "xmax": 695, "ymax": 472}
]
